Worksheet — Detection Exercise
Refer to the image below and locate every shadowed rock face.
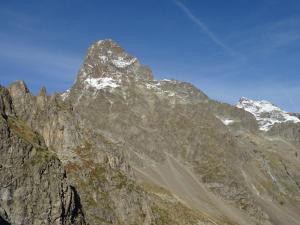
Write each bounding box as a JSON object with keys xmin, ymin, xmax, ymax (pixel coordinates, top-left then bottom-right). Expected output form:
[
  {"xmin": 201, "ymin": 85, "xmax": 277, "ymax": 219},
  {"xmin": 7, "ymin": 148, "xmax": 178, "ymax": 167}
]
[{"xmin": 1, "ymin": 39, "xmax": 300, "ymax": 225}]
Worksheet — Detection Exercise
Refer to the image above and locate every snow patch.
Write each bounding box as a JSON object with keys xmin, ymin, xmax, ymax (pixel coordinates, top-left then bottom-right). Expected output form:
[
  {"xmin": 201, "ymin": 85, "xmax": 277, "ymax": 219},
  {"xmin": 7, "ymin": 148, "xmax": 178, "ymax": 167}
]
[
  {"xmin": 222, "ymin": 119, "xmax": 235, "ymax": 125},
  {"xmin": 145, "ymin": 81, "xmax": 178, "ymax": 99},
  {"xmin": 236, "ymin": 97, "xmax": 300, "ymax": 131},
  {"xmin": 61, "ymin": 89, "xmax": 70, "ymax": 101},
  {"xmin": 112, "ymin": 57, "xmax": 137, "ymax": 68},
  {"xmin": 99, "ymin": 55, "xmax": 108, "ymax": 62},
  {"xmin": 216, "ymin": 116, "xmax": 235, "ymax": 125},
  {"xmin": 145, "ymin": 83, "xmax": 159, "ymax": 90},
  {"xmin": 84, "ymin": 77, "xmax": 120, "ymax": 90}
]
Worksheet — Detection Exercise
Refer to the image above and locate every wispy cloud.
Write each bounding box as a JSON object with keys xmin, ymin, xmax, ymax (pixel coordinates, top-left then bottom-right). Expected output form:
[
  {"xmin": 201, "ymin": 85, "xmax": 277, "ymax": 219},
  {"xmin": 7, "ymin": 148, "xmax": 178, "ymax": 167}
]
[
  {"xmin": 232, "ymin": 16, "xmax": 300, "ymax": 56},
  {"xmin": 0, "ymin": 37, "xmax": 83, "ymax": 94},
  {"xmin": 0, "ymin": 8, "xmax": 80, "ymax": 80},
  {"xmin": 0, "ymin": 40, "xmax": 82, "ymax": 80},
  {"xmin": 173, "ymin": 0, "xmax": 235, "ymax": 55},
  {"xmin": 0, "ymin": 8, "xmax": 38, "ymax": 32}
]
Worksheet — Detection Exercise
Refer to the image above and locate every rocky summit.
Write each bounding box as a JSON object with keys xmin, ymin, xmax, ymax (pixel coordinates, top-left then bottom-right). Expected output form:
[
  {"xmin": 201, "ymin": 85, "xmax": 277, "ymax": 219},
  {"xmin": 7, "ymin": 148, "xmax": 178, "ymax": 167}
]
[{"xmin": 1, "ymin": 39, "xmax": 300, "ymax": 225}]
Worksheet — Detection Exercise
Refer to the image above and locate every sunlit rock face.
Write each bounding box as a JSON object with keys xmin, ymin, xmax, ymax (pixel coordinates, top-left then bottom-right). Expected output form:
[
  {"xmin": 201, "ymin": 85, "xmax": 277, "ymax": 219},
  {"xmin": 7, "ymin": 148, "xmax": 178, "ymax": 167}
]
[{"xmin": 1, "ymin": 40, "xmax": 300, "ymax": 225}]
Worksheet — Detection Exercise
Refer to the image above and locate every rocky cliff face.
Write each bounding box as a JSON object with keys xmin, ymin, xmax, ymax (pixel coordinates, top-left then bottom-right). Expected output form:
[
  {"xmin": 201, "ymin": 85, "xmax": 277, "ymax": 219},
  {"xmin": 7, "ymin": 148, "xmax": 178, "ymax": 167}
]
[
  {"xmin": 0, "ymin": 86, "xmax": 86, "ymax": 225},
  {"xmin": 1, "ymin": 40, "xmax": 300, "ymax": 225}
]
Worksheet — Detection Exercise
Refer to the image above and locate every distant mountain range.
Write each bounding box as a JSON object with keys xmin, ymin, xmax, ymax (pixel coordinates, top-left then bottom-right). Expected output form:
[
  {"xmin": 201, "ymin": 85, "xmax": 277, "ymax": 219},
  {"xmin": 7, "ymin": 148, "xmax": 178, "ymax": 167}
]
[
  {"xmin": 236, "ymin": 97, "xmax": 300, "ymax": 131},
  {"xmin": 0, "ymin": 40, "xmax": 299, "ymax": 225}
]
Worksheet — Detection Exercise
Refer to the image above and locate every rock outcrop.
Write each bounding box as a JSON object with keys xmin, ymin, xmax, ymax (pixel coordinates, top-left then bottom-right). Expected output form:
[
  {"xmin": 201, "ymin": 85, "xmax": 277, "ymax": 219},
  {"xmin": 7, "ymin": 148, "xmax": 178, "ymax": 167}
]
[{"xmin": 0, "ymin": 86, "xmax": 86, "ymax": 225}]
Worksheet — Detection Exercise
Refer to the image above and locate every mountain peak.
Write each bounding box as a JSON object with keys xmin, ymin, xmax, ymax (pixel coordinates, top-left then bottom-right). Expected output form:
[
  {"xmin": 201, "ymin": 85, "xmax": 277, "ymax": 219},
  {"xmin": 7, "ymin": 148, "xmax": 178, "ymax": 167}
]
[
  {"xmin": 84, "ymin": 39, "xmax": 138, "ymax": 70},
  {"xmin": 70, "ymin": 40, "xmax": 153, "ymax": 95},
  {"xmin": 236, "ymin": 97, "xmax": 300, "ymax": 131},
  {"xmin": 76, "ymin": 39, "xmax": 152, "ymax": 82},
  {"xmin": 87, "ymin": 39, "xmax": 128, "ymax": 59}
]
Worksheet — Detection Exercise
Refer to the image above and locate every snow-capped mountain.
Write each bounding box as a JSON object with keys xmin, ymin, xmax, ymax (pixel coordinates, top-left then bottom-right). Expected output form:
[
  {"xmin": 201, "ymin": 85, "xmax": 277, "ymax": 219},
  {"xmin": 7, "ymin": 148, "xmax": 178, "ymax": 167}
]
[
  {"xmin": 236, "ymin": 97, "xmax": 300, "ymax": 131},
  {"xmin": 3, "ymin": 40, "xmax": 300, "ymax": 225}
]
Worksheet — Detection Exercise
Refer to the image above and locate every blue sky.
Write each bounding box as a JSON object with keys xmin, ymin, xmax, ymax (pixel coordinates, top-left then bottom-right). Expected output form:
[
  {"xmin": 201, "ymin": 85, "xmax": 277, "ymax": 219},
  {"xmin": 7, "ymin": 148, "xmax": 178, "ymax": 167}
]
[{"xmin": 1, "ymin": 0, "xmax": 300, "ymax": 111}]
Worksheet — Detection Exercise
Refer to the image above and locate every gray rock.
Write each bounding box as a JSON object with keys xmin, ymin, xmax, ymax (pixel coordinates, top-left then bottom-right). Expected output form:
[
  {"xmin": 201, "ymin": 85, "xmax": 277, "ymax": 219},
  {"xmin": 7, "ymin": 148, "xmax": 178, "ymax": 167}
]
[{"xmin": 0, "ymin": 86, "xmax": 86, "ymax": 225}]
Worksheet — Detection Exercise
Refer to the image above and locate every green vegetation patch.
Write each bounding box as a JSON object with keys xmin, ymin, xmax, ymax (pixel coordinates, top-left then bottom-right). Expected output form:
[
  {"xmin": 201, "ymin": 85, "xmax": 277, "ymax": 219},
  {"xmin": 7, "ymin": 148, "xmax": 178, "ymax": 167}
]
[{"xmin": 7, "ymin": 116, "xmax": 43, "ymax": 146}]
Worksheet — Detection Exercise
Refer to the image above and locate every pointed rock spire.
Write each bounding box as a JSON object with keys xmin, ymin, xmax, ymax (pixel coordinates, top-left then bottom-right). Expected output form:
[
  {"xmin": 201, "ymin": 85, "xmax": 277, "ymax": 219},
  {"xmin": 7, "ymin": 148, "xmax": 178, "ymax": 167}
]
[
  {"xmin": 39, "ymin": 86, "xmax": 47, "ymax": 97},
  {"xmin": 75, "ymin": 39, "xmax": 153, "ymax": 85},
  {"xmin": 9, "ymin": 80, "xmax": 29, "ymax": 96}
]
